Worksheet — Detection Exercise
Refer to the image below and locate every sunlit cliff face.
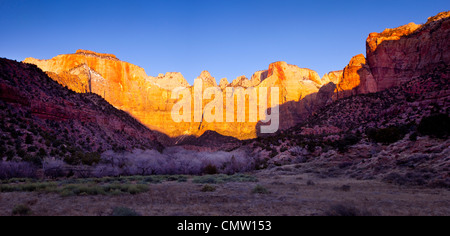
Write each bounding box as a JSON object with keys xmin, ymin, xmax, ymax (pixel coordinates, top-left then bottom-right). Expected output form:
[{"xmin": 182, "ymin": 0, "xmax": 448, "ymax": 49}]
[{"xmin": 24, "ymin": 52, "xmax": 328, "ymax": 140}]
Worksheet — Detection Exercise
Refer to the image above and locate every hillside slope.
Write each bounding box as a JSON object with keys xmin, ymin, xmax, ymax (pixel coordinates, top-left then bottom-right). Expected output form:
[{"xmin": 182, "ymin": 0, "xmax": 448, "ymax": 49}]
[{"xmin": 0, "ymin": 58, "xmax": 163, "ymax": 166}]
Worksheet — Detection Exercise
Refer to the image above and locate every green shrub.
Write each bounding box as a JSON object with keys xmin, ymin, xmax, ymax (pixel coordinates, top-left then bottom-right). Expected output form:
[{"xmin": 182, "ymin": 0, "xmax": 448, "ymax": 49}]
[
  {"xmin": 201, "ymin": 185, "xmax": 217, "ymax": 192},
  {"xmin": 10, "ymin": 130, "xmax": 20, "ymax": 138},
  {"xmin": 127, "ymin": 185, "xmax": 149, "ymax": 195},
  {"xmin": 193, "ymin": 176, "xmax": 217, "ymax": 184},
  {"xmin": 203, "ymin": 164, "xmax": 218, "ymax": 175},
  {"xmin": 5, "ymin": 149, "xmax": 15, "ymax": 160},
  {"xmin": 52, "ymin": 139, "xmax": 62, "ymax": 148},
  {"xmin": 325, "ymin": 204, "xmax": 373, "ymax": 216},
  {"xmin": 366, "ymin": 126, "xmax": 407, "ymax": 145},
  {"xmin": 12, "ymin": 204, "xmax": 32, "ymax": 216},
  {"xmin": 64, "ymin": 151, "xmax": 101, "ymax": 166},
  {"xmin": 111, "ymin": 207, "xmax": 141, "ymax": 216},
  {"xmin": 269, "ymin": 150, "xmax": 278, "ymax": 158},
  {"xmin": 81, "ymin": 152, "xmax": 101, "ymax": 166},
  {"xmin": 64, "ymin": 155, "xmax": 79, "ymax": 165},
  {"xmin": 252, "ymin": 185, "xmax": 270, "ymax": 194},
  {"xmin": 16, "ymin": 149, "xmax": 26, "ymax": 158},
  {"xmin": 0, "ymin": 146, "xmax": 6, "ymax": 157},
  {"xmin": 334, "ymin": 134, "xmax": 361, "ymax": 153},
  {"xmin": 45, "ymin": 140, "xmax": 51, "ymax": 147},
  {"xmin": 340, "ymin": 185, "xmax": 351, "ymax": 192},
  {"xmin": 27, "ymin": 146, "xmax": 37, "ymax": 152},
  {"xmin": 174, "ymin": 175, "xmax": 188, "ymax": 182},
  {"xmin": 25, "ymin": 134, "xmax": 33, "ymax": 145},
  {"xmin": 37, "ymin": 148, "xmax": 47, "ymax": 157},
  {"xmin": 418, "ymin": 114, "xmax": 450, "ymax": 139},
  {"xmin": 193, "ymin": 174, "xmax": 258, "ymax": 184},
  {"xmin": 101, "ymin": 183, "xmax": 149, "ymax": 195},
  {"xmin": 60, "ymin": 184, "xmax": 105, "ymax": 196},
  {"xmin": 409, "ymin": 132, "xmax": 418, "ymax": 141},
  {"xmin": 19, "ymin": 182, "xmax": 57, "ymax": 192}
]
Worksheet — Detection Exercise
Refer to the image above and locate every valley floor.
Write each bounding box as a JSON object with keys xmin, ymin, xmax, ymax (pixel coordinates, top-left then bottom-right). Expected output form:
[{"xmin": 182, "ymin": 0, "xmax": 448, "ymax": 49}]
[{"xmin": 1, "ymin": 166, "xmax": 449, "ymax": 216}]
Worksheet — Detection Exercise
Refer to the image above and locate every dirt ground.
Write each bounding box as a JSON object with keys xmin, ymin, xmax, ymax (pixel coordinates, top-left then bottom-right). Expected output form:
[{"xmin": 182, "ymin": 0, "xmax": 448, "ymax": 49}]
[{"xmin": 1, "ymin": 165, "xmax": 449, "ymax": 216}]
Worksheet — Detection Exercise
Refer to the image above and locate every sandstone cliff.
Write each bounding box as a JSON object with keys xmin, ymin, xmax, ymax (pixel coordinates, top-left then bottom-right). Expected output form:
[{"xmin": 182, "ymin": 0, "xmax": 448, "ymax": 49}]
[
  {"xmin": 366, "ymin": 11, "xmax": 450, "ymax": 91},
  {"xmin": 332, "ymin": 11, "xmax": 449, "ymax": 99},
  {"xmin": 24, "ymin": 51, "xmax": 331, "ymax": 141},
  {"xmin": 322, "ymin": 70, "xmax": 342, "ymax": 85},
  {"xmin": 334, "ymin": 54, "xmax": 377, "ymax": 99}
]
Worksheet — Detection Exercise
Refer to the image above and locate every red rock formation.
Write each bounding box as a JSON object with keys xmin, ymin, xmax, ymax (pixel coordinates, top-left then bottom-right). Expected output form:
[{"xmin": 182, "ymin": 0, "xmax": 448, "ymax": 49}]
[
  {"xmin": 75, "ymin": 49, "xmax": 118, "ymax": 60},
  {"xmin": 219, "ymin": 78, "xmax": 229, "ymax": 90},
  {"xmin": 230, "ymin": 76, "xmax": 252, "ymax": 88},
  {"xmin": 322, "ymin": 70, "xmax": 342, "ymax": 85},
  {"xmin": 335, "ymin": 54, "xmax": 376, "ymax": 99},
  {"xmin": 340, "ymin": 54, "xmax": 367, "ymax": 91},
  {"xmin": 268, "ymin": 62, "xmax": 287, "ymax": 81},
  {"xmin": 149, "ymin": 72, "xmax": 190, "ymax": 90},
  {"xmin": 332, "ymin": 11, "xmax": 449, "ymax": 99},
  {"xmin": 366, "ymin": 11, "xmax": 450, "ymax": 91}
]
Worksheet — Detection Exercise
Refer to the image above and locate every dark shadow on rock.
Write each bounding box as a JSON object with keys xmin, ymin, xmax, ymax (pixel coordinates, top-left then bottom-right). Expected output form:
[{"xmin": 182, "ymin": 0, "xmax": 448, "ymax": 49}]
[{"xmin": 256, "ymin": 82, "xmax": 337, "ymax": 138}]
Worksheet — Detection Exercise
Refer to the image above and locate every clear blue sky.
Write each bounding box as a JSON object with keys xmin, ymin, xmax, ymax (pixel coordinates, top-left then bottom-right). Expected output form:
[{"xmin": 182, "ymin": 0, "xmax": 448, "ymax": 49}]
[{"xmin": 0, "ymin": 0, "xmax": 448, "ymax": 84}]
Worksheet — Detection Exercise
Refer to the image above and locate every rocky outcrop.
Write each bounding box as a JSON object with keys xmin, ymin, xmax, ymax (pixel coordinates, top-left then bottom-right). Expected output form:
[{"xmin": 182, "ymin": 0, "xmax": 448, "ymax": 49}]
[
  {"xmin": 149, "ymin": 72, "xmax": 190, "ymax": 90},
  {"xmin": 261, "ymin": 61, "xmax": 323, "ymax": 103},
  {"xmin": 340, "ymin": 55, "xmax": 367, "ymax": 91},
  {"xmin": 75, "ymin": 49, "xmax": 118, "ymax": 60},
  {"xmin": 197, "ymin": 70, "xmax": 217, "ymax": 87},
  {"xmin": 230, "ymin": 76, "xmax": 252, "ymax": 88},
  {"xmin": 255, "ymin": 63, "xmax": 335, "ymax": 131},
  {"xmin": 250, "ymin": 70, "xmax": 269, "ymax": 85},
  {"xmin": 219, "ymin": 78, "xmax": 229, "ymax": 90},
  {"xmin": 229, "ymin": 73, "xmax": 266, "ymax": 88},
  {"xmin": 322, "ymin": 70, "xmax": 342, "ymax": 85},
  {"xmin": 335, "ymin": 54, "xmax": 377, "ymax": 99},
  {"xmin": 366, "ymin": 11, "xmax": 450, "ymax": 91},
  {"xmin": 331, "ymin": 11, "xmax": 449, "ymax": 98},
  {"xmin": 197, "ymin": 61, "xmax": 329, "ymax": 139}
]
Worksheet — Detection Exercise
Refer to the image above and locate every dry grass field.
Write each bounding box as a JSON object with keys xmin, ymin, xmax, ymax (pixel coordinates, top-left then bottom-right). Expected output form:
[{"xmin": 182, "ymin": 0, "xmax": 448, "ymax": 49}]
[{"xmin": 1, "ymin": 165, "xmax": 449, "ymax": 216}]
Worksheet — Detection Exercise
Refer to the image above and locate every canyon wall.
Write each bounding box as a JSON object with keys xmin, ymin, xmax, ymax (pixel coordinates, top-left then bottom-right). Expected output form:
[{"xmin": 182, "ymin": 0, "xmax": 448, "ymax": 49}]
[
  {"xmin": 332, "ymin": 11, "xmax": 449, "ymax": 98},
  {"xmin": 25, "ymin": 53, "xmax": 332, "ymax": 141}
]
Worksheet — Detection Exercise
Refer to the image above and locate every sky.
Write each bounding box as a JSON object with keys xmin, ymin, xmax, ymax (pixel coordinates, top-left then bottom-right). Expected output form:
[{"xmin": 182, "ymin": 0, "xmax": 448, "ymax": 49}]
[{"xmin": 0, "ymin": 0, "xmax": 449, "ymax": 84}]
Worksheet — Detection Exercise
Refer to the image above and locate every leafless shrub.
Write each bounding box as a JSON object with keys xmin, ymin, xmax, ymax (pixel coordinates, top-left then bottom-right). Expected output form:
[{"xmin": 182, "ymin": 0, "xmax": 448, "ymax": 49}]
[
  {"xmin": 71, "ymin": 165, "xmax": 93, "ymax": 178},
  {"xmin": 0, "ymin": 161, "xmax": 37, "ymax": 179},
  {"xmin": 93, "ymin": 147, "xmax": 255, "ymax": 177},
  {"xmin": 289, "ymin": 146, "xmax": 307, "ymax": 156},
  {"xmin": 42, "ymin": 159, "xmax": 66, "ymax": 179}
]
